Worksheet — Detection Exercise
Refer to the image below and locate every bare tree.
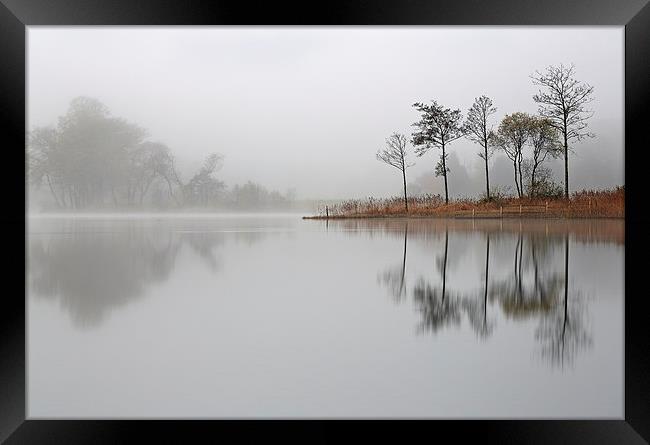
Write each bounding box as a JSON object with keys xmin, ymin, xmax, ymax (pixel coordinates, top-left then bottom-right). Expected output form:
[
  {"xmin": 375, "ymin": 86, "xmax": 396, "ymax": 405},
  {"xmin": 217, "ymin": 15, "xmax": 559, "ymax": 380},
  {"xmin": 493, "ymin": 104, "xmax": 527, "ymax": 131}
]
[
  {"xmin": 412, "ymin": 101, "xmax": 464, "ymax": 204},
  {"xmin": 526, "ymin": 117, "xmax": 562, "ymax": 196},
  {"xmin": 532, "ymin": 64, "xmax": 595, "ymax": 199},
  {"xmin": 464, "ymin": 96, "xmax": 497, "ymax": 200},
  {"xmin": 493, "ymin": 112, "xmax": 533, "ymax": 198},
  {"xmin": 376, "ymin": 132, "xmax": 413, "ymax": 211}
]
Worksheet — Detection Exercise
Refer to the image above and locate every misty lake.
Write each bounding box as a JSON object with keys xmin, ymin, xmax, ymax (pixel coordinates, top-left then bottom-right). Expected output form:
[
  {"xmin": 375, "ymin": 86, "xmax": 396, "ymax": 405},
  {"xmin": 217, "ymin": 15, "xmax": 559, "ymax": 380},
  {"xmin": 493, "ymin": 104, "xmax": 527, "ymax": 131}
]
[{"xmin": 27, "ymin": 214, "xmax": 623, "ymax": 418}]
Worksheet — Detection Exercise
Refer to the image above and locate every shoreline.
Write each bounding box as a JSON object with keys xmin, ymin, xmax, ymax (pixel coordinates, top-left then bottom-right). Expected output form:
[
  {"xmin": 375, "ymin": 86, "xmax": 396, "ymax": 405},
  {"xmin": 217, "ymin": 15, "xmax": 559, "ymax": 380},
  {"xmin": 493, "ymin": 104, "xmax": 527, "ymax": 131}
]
[
  {"xmin": 302, "ymin": 214, "xmax": 624, "ymax": 220},
  {"xmin": 303, "ymin": 187, "xmax": 624, "ymax": 220}
]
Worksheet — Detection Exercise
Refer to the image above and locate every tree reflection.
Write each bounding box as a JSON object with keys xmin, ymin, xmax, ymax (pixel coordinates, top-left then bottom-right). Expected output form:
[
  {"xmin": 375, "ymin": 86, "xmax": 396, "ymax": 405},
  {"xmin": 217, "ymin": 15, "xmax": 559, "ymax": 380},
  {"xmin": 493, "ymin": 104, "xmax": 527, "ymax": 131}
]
[
  {"xmin": 28, "ymin": 223, "xmax": 261, "ymax": 329},
  {"xmin": 377, "ymin": 222, "xmax": 408, "ymax": 302},
  {"xmin": 412, "ymin": 229, "xmax": 463, "ymax": 334},
  {"xmin": 29, "ymin": 229, "xmax": 181, "ymax": 328},
  {"xmin": 461, "ymin": 234, "xmax": 495, "ymax": 338},
  {"xmin": 535, "ymin": 235, "xmax": 593, "ymax": 368},
  {"xmin": 490, "ymin": 233, "xmax": 563, "ymax": 321},
  {"xmin": 183, "ymin": 231, "xmax": 224, "ymax": 272},
  {"xmin": 376, "ymin": 225, "xmax": 593, "ymax": 367}
]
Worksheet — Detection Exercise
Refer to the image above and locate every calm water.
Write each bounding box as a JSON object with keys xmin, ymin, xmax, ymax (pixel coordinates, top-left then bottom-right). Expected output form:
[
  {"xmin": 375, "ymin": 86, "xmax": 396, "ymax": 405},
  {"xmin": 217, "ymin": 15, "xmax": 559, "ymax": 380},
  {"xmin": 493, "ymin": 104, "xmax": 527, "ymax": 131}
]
[{"xmin": 27, "ymin": 214, "xmax": 624, "ymax": 418}]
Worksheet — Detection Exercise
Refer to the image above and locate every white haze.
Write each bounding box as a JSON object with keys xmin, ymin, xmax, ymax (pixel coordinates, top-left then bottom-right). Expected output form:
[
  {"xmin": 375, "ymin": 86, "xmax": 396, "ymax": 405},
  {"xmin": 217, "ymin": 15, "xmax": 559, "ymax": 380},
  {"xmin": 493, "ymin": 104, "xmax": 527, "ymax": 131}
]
[{"xmin": 27, "ymin": 26, "xmax": 623, "ymax": 200}]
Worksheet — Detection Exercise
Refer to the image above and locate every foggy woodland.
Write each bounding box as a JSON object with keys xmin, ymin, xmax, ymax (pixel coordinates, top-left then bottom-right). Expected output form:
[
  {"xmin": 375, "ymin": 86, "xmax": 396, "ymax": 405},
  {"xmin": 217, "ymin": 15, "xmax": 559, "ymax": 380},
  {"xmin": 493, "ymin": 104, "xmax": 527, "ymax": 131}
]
[{"xmin": 28, "ymin": 97, "xmax": 296, "ymax": 211}]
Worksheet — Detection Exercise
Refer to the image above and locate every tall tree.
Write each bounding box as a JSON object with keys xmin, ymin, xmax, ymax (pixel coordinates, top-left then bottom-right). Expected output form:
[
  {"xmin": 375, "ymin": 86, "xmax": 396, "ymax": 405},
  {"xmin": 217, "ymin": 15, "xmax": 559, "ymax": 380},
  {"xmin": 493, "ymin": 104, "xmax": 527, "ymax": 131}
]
[
  {"xmin": 464, "ymin": 96, "xmax": 497, "ymax": 200},
  {"xmin": 531, "ymin": 64, "xmax": 595, "ymax": 199},
  {"xmin": 411, "ymin": 101, "xmax": 464, "ymax": 204},
  {"xmin": 526, "ymin": 117, "xmax": 562, "ymax": 196},
  {"xmin": 376, "ymin": 132, "xmax": 413, "ymax": 211},
  {"xmin": 493, "ymin": 112, "xmax": 533, "ymax": 198}
]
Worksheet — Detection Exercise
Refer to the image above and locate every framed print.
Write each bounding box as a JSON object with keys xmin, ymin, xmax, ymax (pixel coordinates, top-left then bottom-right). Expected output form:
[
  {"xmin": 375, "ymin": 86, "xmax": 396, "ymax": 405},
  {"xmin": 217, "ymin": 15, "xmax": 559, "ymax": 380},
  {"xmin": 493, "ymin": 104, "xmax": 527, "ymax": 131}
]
[{"xmin": 2, "ymin": 0, "xmax": 649, "ymax": 442}]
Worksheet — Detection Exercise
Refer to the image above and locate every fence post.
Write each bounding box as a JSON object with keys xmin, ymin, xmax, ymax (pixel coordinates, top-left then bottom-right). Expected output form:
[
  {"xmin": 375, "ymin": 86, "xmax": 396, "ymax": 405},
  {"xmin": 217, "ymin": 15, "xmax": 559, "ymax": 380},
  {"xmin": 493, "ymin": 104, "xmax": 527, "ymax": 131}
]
[
  {"xmin": 472, "ymin": 208, "xmax": 475, "ymax": 218},
  {"xmin": 589, "ymin": 198, "xmax": 592, "ymax": 214},
  {"xmin": 519, "ymin": 204, "xmax": 522, "ymax": 216},
  {"xmin": 545, "ymin": 201, "xmax": 548, "ymax": 213},
  {"xmin": 325, "ymin": 205, "xmax": 329, "ymax": 219},
  {"xmin": 500, "ymin": 206, "xmax": 503, "ymax": 218}
]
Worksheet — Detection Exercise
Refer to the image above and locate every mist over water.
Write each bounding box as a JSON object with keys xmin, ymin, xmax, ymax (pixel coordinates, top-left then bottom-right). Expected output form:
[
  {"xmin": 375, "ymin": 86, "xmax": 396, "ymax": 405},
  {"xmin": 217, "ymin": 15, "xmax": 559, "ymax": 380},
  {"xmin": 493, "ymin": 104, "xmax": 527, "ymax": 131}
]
[{"xmin": 28, "ymin": 215, "xmax": 623, "ymax": 417}]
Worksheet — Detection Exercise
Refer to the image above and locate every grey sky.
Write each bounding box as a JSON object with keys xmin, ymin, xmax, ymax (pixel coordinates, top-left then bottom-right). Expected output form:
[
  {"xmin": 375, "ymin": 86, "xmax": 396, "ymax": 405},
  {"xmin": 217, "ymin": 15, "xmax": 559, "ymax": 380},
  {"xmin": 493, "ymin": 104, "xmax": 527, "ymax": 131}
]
[{"xmin": 27, "ymin": 27, "xmax": 623, "ymax": 199}]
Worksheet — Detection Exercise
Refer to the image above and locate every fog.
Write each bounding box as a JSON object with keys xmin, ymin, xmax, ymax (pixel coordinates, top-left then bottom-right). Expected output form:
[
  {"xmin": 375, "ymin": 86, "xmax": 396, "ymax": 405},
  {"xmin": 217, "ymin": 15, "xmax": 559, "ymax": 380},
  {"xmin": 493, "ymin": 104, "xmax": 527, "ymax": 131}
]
[{"xmin": 27, "ymin": 26, "xmax": 623, "ymax": 205}]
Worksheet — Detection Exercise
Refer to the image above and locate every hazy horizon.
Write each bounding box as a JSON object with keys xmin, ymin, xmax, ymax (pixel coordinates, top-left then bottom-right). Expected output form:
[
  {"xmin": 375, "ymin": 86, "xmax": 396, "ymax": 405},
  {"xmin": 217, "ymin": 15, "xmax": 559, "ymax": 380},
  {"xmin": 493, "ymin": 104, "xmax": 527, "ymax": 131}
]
[{"xmin": 27, "ymin": 26, "xmax": 624, "ymax": 202}]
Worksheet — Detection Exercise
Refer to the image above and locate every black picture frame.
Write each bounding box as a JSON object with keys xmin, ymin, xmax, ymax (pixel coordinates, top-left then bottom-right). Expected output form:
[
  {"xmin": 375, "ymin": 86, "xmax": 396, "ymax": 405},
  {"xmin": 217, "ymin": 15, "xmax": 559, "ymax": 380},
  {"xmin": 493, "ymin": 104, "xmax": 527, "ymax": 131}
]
[{"xmin": 2, "ymin": 1, "xmax": 648, "ymax": 442}]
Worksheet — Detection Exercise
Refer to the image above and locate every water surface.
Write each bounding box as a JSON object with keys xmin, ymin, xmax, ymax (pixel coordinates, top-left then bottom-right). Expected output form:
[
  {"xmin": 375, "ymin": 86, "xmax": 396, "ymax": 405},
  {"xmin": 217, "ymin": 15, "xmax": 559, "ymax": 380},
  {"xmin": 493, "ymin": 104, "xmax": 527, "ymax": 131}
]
[{"xmin": 27, "ymin": 214, "xmax": 624, "ymax": 418}]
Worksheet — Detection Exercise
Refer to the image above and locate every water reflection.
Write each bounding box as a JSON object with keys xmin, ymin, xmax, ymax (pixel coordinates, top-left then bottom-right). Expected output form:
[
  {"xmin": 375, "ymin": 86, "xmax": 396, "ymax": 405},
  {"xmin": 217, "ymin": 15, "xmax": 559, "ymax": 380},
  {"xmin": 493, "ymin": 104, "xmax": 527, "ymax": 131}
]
[
  {"xmin": 377, "ymin": 222, "xmax": 408, "ymax": 302},
  {"xmin": 28, "ymin": 219, "xmax": 265, "ymax": 328},
  {"xmin": 462, "ymin": 234, "xmax": 495, "ymax": 338},
  {"xmin": 366, "ymin": 219, "xmax": 613, "ymax": 368},
  {"xmin": 28, "ymin": 215, "xmax": 622, "ymax": 417},
  {"xmin": 332, "ymin": 217, "xmax": 624, "ymax": 245},
  {"xmin": 28, "ymin": 216, "xmax": 615, "ymax": 360},
  {"xmin": 534, "ymin": 236, "xmax": 593, "ymax": 368}
]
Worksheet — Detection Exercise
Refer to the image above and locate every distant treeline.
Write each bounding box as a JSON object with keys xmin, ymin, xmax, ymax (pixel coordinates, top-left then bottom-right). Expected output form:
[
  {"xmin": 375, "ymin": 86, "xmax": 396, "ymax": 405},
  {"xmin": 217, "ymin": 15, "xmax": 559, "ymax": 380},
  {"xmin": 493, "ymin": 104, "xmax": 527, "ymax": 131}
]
[{"xmin": 27, "ymin": 97, "xmax": 295, "ymax": 211}]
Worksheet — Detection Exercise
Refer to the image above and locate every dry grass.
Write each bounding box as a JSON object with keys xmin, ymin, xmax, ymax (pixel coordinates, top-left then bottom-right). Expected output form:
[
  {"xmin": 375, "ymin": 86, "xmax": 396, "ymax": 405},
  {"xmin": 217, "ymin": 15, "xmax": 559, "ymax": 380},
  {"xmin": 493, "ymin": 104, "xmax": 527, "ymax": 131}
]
[{"xmin": 306, "ymin": 186, "xmax": 624, "ymax": 219}]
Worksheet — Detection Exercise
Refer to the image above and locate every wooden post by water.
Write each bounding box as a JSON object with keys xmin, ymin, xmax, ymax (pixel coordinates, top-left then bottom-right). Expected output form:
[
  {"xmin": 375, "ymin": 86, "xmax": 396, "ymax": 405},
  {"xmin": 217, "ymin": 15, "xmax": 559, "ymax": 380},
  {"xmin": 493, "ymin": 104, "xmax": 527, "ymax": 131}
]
[
  {"xmin": 500, "ymin": 206, "xmax": 503, "ymax": 218},
  {"xmin": 545, "ymin": 201, "xmax": 548, "ymax": 213},
  {"xmin": 589, "ymin": 198, "xmax": 592, "ymax": 214},
  {"xmin": 519, "ymin": 204, "xmax": 522, "ymax": 216},
  {"xmin": 472, "ymin": 208, "xmax": 475, "ymax": 218},
  {"xmin": 325, "ymin": 205, "xmax": 329, "ymax": 219}
]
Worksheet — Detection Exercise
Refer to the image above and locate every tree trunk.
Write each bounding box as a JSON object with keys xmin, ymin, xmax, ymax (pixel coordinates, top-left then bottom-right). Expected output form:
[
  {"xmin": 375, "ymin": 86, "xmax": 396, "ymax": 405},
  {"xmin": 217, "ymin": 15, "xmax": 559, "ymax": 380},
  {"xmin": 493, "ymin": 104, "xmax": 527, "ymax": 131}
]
[
  {"xmin": 513, "ymin": 161, "xmax": 520, "ymax": 198},
  {"xmin": 514, "ymin": 236, "xmax": 519, "ymax": 277},
  {"xmin": 517, "ymin": 235, "xmax": 524, "ymax": 301},
  {"xmin": 442, "ymin": 143, "xmax": 449, "ymax": 204},
  {"xmin": 62, "ymin": 186, "xmax": 68, "ymax": 208},
  {"xmin": 484, "ymin": 144, "xmax": 490, "ymax": 200},
  {"xmin": 517, "ymin": 151, "xmax": 524, "ymax": 198},
  {"xmin": 563, "ymin": 119, "xmax": 569, "ymax": 199},
  {"xmin": 563, "ymin": 234, "xmax": 569, "ymax": 344},
  {"xmin": 111, "ymin": 187, "xmax": 118, "ymax": 207},
  {"xmin": 400, "ymin": 224, "xmax": 408, "ymax": 297},
  {"xmin": 531, "ymin": 162, "xmax": 538, "ymax": 198},
  {"xmin": 484, "ymin": 234, "xmax": 490, "ymax": 326},
  {"xmin": 163, "ymin": 175, "xmax": 180, "ymax": 206},
  {"xmin": 402, "ymin": 168, "xmax": 408, "ymax": 212},
  {"xmin": 45, "ymin": 175, "xmax": 62, "ymax": 208},
  {"xmin": 442, "ymin": 230, "xmax": 448, "ymax": 302}
]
